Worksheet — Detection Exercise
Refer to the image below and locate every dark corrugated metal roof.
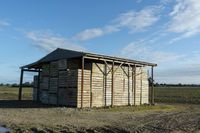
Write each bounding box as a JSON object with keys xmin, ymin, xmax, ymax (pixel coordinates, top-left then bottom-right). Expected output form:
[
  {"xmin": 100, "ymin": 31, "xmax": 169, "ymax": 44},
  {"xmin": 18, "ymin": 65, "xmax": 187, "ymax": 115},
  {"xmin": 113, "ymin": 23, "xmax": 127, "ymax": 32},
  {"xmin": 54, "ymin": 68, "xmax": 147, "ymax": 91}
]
[{"xmin": 22, "ymin": 48, "xmax": 157, "ymax": 69}]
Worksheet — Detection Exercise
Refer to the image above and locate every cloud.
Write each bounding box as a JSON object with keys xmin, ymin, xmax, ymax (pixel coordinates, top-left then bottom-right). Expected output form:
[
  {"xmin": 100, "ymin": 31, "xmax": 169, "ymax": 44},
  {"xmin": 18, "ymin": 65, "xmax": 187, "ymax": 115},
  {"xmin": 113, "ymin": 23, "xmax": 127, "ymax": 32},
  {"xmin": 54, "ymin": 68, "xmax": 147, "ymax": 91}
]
[
  {"xmin": 26, "ymin": 31, "xmax": 86, "ymax": 52},
  {"xmin": 0, "ymin": 20, "xmax": 10, "ymax": 27},
  {"xmin": 73, "ymin": 28, "xmax": 104, "ymax": 41},
  {"xmin": 74, "ymin": 6, "xmax": 160, "ymax": 41},
  {"xmin": 114, "ymin": 6, "xmax": 160, "ymax": 32},
  {"xmin": 168, "ymin": 0, "xmax": 200, "ymax": 40},
  {"xmin": 120, "ymin": 41, "xmax": 185, "ymax": 63},
  {"xmin": 156, "ymin": 63, "xmax": 200, "ymax": 84}
]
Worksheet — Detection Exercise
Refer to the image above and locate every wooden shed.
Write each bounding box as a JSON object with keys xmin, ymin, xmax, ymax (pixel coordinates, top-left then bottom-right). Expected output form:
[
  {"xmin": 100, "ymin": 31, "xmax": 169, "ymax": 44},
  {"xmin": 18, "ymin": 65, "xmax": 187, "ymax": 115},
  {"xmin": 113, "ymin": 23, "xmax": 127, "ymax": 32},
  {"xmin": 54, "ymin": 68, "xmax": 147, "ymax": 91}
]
[{"xmin": 19, "ymin": 48, "xmax": 157, "ymax": 108}]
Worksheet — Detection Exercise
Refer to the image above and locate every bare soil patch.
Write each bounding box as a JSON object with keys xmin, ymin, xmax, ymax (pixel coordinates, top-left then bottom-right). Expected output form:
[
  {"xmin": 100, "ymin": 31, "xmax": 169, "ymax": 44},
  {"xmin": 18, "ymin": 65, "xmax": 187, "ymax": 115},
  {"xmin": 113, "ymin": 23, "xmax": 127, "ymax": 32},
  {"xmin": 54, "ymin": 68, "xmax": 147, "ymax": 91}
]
[{"xmin": 0, "ymin": 101, "xmax": 199, "ymax": 133}]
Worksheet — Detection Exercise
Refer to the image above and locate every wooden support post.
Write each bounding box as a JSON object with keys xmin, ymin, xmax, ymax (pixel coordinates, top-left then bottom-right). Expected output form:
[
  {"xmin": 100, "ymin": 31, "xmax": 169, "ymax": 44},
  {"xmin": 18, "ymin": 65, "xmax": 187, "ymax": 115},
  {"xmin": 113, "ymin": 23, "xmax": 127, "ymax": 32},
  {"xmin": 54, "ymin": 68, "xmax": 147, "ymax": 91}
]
[
  {"xmin": 104, "ymin": 62, "xmax": 107, "ymax": 106},
  {"xmin": 134, "ymin": 65, "xmax": 136, "ymax": 105},
  {"xmin": 81, "ymin": 56, "xmax": 85, "ymax": 108},
  {"xmin": 140, "ymin": 67, "xmax": 142, "ymax": 105},
  {"xmin": 111, "ymin": 61, "xmax": 114, "ymax": 107},
  {"xmin": 128, "ymin": 65, "xmax": 130, "ymax": 105},
  {"xmin": 37, "ymin": 70, "xmax": 41, "ymax": 102},
  {"xmin": 18, "ymin": 68, "xmax": 24, "ymax": 100},
  {"xmin": 151, "ymin": 66, "xmax": 154, "ymax": 105},
  {"xmin": 90, "ymin": 64, "xmax": 93, "ymax": 108}
]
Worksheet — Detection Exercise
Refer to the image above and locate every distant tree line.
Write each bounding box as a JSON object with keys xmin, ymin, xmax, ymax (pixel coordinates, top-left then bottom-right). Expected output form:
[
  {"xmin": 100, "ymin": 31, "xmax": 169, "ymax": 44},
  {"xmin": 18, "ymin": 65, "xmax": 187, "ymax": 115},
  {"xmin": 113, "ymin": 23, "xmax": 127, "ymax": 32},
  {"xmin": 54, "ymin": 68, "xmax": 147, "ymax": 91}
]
[
  {"xmin": 154, "ymin": 83, "xmax": 200, "ymax": 87},
  {"xmin": 0, "ymin": 82, "xmax": 33, "ymax": 87}
]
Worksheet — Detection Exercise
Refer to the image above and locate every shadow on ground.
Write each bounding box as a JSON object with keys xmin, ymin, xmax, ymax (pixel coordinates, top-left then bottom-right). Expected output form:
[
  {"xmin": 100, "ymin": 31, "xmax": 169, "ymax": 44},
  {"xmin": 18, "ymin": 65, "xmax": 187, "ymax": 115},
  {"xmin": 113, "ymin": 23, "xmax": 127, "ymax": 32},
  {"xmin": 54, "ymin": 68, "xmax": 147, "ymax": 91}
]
[{"xmin": 0, "ymin": 100, "xmax": 58, "ymax": 108}]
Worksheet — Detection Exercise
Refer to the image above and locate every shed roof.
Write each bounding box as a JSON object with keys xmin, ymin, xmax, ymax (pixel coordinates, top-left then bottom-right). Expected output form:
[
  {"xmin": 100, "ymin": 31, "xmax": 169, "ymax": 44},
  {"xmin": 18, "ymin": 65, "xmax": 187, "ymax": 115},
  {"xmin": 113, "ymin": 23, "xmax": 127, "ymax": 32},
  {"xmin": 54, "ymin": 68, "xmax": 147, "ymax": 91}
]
[{"xmin": 22, "ymin": 48, "xmax": 157, "ymax": 69}]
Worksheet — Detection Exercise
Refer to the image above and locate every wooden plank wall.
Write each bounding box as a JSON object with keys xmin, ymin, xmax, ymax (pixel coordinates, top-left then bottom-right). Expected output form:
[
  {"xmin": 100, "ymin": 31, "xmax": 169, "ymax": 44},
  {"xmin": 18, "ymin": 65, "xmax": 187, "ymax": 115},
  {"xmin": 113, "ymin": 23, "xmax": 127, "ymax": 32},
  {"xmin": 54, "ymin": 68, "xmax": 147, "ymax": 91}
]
[
  {"xmin": 77, "ymin": 61, "xmax": 149, "ymax": 108},
  {"xmin": 77, "ymin": 62, "xmax": 92, "ymax": 108},
  {"xmin": 33, "ymin": 59, "xmax": 149, "ymax": 108},
  {"xmin": 34, "ymin": 59, "xmax": 79, "ymax": 107}
]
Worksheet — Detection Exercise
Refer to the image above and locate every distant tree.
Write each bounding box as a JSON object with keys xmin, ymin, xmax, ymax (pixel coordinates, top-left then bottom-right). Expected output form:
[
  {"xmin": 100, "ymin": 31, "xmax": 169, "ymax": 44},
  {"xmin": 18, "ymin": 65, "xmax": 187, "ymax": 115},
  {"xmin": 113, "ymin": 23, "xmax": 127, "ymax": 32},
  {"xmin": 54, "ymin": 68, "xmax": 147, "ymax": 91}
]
[
  {"xmin": 11, "ymin": 83, "xmax": 19, "ymax": 87},
  {"xmin": 148, "ymin": 77, "xmax": 154, "ymax": 86}
]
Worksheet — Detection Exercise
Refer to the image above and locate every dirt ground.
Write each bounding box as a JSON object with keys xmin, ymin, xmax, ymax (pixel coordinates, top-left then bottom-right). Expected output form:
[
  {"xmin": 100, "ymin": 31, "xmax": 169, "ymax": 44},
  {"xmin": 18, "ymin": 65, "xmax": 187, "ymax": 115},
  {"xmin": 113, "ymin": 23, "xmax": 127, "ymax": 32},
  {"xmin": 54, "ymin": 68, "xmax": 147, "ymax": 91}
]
[{"xmin": 0, "ymin": 101, "xmax": 199, "ymax": 133}]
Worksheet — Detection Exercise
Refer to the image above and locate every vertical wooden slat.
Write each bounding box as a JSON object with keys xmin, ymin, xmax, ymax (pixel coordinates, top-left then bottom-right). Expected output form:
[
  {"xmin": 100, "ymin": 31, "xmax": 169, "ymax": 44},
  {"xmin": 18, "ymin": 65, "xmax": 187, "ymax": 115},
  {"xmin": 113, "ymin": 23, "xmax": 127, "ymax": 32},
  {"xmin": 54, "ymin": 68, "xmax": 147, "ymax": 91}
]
[
  {"xmin": 132, "ymin": 66, "xmax": 134, "ymax": 105},
  {"xmin": 90, "ymin": 63, "xmax": 93, "ymax": 108},
  {"xmin": 37, "ymin": 70, "xmax": 40, "ymax": 102},
  {"xmin": 134, "ymin": 65, "xmax": 136, "ymax": 105},
  {"xmin": 151, "ymin": 66, "xmax": 154, "ymax": 105},
  {"xmin": 81, "ymin": 57, "xmax": 85, "ymax": 108},
  {"xmin": 18, "ymin": 69, "xmax": 24, "ymax": 100},
  {"xmin": 111, "ymin": 61, "xmax": 114, "ymax": 107},
  {"xmin": 140, "ymin": 67, "xmax": 142, "ymax": 105},
  {"xmin": 128, "ymin": 65, "xmax": 130, "ymax": 105},
  {"xmin": 104, "ymin": 62, "xmax": 107, "ymax": 106}
]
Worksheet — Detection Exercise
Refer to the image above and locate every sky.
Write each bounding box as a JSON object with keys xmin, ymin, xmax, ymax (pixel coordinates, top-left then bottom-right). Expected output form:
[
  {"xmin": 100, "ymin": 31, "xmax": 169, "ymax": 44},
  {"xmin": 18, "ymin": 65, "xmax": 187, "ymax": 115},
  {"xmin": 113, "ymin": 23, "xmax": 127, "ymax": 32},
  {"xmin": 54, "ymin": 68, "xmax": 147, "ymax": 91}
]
[{"xmin": 0, "ymin": 0, "xmax": 200, "ymax": 84}]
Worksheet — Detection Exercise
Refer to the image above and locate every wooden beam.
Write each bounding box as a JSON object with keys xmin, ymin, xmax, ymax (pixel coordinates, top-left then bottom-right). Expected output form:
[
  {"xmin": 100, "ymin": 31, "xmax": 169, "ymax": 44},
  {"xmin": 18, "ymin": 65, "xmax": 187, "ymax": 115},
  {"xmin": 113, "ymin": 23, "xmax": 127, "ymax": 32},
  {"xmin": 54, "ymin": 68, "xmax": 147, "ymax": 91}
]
[
  {"xmin": 113, "ymin": 62, "xmax": 124, "ymax": 74},
  {"xmin": 84, "ymin": 56, "xmax": 146, "ymax": 67},
  {"xmin": 81, "ymin": 56, "xmax": 85, "ymax": 108},
  {"xmin": 128, "ymin": 65, "xmax": 130, "ymax": 105},
  {"xmin": 23, "ymin": 69, "xmax": 41, "ymax": 72},
  {"xmin": 90, "ymin": 64, "xmax": 93, "ymax": 108},
  {"xmin": 134, "ymin": 65, "xmax": 136, "ymax": 105},
  {"xmin": 140, "ymin": 67, "xmax": 142, "ymax": 105},
  {"xmin": 37, "ymin": 70, "xmax": 41, "ymax": 102},
  {"xmin": 151, "ymin": 66, "xmax": 154, "ymax": 105},
  {"xmin": 18, "ymin": 69, "xmax": 24, "ymax": 100},
  {"xmin": 95, "ymin": 63, "xmax": 105, "ymax": 75},
  {"xmin": 120, "ymin": 65, "xmax": 129, "ymax": 77},
  {"xmin": 111, "ymin": 61, "xmax": 114, "ymax": 107},
  {"xmin": 103, "ymin": 60, "xmax": 111, "ymax": 73},
  {"xmin": 104, "ymin": 62, "xmax": 107, "ymax": 106},
  {"xmin": 84, "ymin": 55, "xmax": 157, "ymax": 66}
]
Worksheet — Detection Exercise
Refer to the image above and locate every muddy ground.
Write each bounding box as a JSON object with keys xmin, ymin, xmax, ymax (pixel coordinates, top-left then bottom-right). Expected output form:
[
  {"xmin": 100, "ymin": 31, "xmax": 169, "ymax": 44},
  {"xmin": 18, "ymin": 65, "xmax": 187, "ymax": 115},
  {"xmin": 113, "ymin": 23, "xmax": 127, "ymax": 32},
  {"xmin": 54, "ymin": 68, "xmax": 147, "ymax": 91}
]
[{"xmin": 0, "ymin": 101, "xmax": 199, "ymax": 133}]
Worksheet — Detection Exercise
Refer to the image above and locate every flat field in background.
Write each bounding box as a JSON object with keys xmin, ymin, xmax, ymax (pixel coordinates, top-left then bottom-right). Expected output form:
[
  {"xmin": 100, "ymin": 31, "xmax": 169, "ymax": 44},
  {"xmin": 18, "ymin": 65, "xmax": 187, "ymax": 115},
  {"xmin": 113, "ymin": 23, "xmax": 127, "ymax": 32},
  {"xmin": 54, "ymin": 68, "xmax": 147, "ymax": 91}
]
[
  {"xmin": 0, "ymin": 86, "xmax": 32, "ymax": 100},
  {"xmin": 155, "ymin": 86, "xmax": 200, "ymax": 104},
  {"xmin": 0, "ymin": 86, "xmax": 200, "ymax": 103}
]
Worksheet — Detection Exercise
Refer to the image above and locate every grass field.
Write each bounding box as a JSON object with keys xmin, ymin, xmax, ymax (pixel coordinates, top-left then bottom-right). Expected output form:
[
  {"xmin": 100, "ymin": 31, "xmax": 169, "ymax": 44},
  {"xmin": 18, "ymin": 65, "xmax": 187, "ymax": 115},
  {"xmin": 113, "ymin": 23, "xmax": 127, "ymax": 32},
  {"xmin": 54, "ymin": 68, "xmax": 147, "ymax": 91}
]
[
  {"xmin": 155, "ymin": 86, "xmax": 200, "ymax": 104},
  {"xmin": 0, "ymin": 86, "xmax": 32, "ymax": 100},
  {"xmin": 0, "ymin": 86, "xmax": 200, "ymax": 103},
  {"xmin": 0, "ymin": 86, "xmax": 200, "ymax": 132}
]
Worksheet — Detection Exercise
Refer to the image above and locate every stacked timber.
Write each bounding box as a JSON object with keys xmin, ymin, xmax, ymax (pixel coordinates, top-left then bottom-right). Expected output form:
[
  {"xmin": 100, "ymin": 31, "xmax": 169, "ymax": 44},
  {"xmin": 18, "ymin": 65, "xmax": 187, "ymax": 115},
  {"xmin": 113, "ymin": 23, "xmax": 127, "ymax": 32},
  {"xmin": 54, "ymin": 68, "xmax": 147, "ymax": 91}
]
[
  {"xmin": 90, "ymin": 63, "xmax": 104, "ymax": 107},
  {"xmin": 50, "ymin": 61, "xmax": 58, "ymax": 77},
  {"xmin": 49, "ymin": 78, "xmax": 58, "ymax": 93},
  {"xmin": 59, "ymin": 69, "xmax": 78, "ymax": 106},
  {"xmin": 58, "ymin": 71, "xmax": 67, "ymax": 87},
  {"xmin": 33, "ymin": 76, "xmax": 38, "ymax": 101},
  {"xmin": 40, "ymin": 90, "xmax": 49, "ymax": 104},
  {"xmin": 39, "ymin": 64, "xmax": 50, "ymax": 103},
  {"xmin": 77, "ymin": 68, "xmax": 91, "ymax": 108},
  {"xmin": 58, "ymin": 59, "xmax": 67, "ymax": 70},
  {"xmin": 141, "ymin": 68, "xmax": 149, "ymax": 104}
]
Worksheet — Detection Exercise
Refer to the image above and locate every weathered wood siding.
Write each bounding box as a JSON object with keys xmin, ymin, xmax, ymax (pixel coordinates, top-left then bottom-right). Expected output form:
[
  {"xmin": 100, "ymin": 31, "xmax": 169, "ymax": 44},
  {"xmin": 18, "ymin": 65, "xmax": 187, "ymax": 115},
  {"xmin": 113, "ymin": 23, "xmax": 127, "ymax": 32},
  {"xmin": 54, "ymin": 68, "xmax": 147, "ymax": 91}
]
[
  {"xmin": 77, "ymin": 62, "xmax": 92, "ymax": 108},
  {"xmin": 76, "ymin": 62, "xmax": 149, "ymax": 108},
  {"xmin": 36, "ymin": 59, "xmax": 79, "ymax": 107},
  {"xmin": 33, "ymin": 59, "xmax": 149, "ymax": 108}
]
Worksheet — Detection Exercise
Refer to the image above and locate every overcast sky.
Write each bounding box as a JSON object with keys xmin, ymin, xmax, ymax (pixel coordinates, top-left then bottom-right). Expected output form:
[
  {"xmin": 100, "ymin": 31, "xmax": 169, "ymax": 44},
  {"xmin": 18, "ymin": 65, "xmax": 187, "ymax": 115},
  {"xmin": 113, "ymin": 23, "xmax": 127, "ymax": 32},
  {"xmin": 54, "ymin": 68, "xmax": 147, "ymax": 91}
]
[{"xmin": 0, "ymin": 0, "xmax": 200, "ymax": 84}]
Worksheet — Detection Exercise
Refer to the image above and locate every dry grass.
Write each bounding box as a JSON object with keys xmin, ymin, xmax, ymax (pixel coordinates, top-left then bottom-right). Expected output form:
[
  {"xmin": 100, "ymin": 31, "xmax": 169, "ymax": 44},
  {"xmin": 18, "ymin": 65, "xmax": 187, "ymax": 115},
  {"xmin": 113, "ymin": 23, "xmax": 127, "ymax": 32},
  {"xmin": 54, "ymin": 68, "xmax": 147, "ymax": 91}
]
[
  {"xmin": 0, "ymin": 102, "xmax": 199, "ymax": 132},
  {"xmin": 0, "ymin": 86, "xmax": 200, "ymax": 132},
  {"xmin": 155, "ymin": 86, "xmax": 200, "ymax": 103},
  {"xmin": 0, "ymin": 86, "xmax": 32, "ymax": 100}
]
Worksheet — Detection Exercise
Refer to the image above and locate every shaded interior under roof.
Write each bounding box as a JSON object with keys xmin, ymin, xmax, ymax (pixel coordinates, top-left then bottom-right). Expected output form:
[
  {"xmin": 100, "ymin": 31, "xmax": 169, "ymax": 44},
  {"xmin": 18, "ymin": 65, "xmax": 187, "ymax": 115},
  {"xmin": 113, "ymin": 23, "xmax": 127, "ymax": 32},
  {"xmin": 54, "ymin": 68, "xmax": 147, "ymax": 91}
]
[{"xmin": 22, "ymin": 48, "xmax": 157, "ymax": 69}]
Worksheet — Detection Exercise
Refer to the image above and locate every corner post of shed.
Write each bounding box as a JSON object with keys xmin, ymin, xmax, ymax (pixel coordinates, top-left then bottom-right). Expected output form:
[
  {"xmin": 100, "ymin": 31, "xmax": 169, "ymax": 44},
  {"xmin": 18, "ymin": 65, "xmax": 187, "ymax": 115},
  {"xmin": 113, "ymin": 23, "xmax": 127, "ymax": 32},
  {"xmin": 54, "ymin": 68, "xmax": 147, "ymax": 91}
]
[
  {"xmin": 81, "ymin": 56, "xmax": 85, "ymax": 108},
  {"xmin": 37, "ymin": 69, "xmax": 41, "ymax": 102},
  {"xmin": 151, "ymin": 66, "xmax": 154, "ymax": 105},
  {"xmin": 18, "ymin": 68, "xmax": 24, "ymax": 100},
  {"xmin": 111, "ymin": 60, "xmax": 114, "ymax": 107}
]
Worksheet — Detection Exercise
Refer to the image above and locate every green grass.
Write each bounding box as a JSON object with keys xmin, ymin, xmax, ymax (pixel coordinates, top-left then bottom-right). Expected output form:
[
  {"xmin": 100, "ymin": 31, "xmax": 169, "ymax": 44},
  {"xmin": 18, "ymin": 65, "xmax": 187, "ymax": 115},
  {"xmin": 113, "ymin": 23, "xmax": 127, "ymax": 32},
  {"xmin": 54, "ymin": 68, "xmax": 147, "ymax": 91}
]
[
  {"xmin": 0, "ymin": 86, "xmax": 200, "ymax": 104},
  {"xmin": 0, "ymin": 86, "xmax": 32, "ymax": 100},
  {"xmin": 155, "ymin": 86, "xmax": 200, "ymax": 104}
]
